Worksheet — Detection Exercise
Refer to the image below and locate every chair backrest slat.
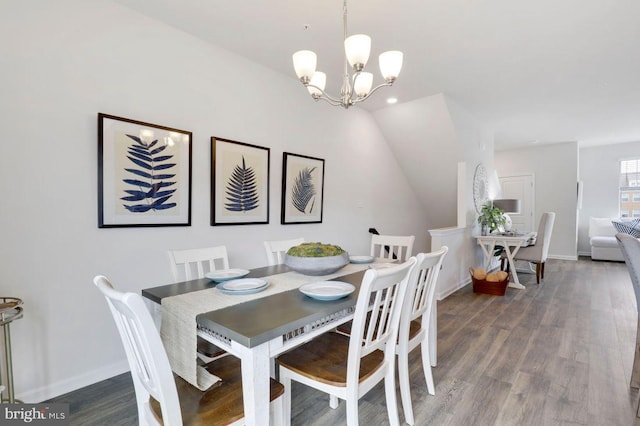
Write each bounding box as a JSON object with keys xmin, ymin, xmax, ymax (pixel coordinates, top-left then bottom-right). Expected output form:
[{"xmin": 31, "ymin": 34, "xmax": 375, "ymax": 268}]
[
  {"xmin": 168, "ymin": 246, "xmax": 229, "ymax": 281},
  {"xmin": 370, "ymin": 234, "xmax": 415, "ymax": 262},
  {"xmin": 264, "ymin": 238, "xmax": 305, "ymax": 266}
]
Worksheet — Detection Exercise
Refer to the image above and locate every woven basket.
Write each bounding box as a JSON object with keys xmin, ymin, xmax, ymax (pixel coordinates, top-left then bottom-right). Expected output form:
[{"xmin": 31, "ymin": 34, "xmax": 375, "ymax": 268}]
[{"xmin": 469, "ymin": 268, "xmax": 509, "ymax": 296}]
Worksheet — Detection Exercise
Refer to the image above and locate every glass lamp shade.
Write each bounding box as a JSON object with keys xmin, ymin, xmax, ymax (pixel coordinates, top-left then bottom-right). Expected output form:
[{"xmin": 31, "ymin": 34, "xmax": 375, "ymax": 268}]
[
  {"xmin": 344, "ymin": 34, "xmax": 371, "ymax": 69},
  {"xmin": 379, "ymin": 50, "xmax": 403, "ymax": 81},
  {"xmin": 293, "ymin": 50, "xmax": 317, "ymax": 80},
  {"xmin": 307, "ymin": 71, "xmax": 326, "ymax": 96},
  {"xmin": 353, "ymin": 72, "xmax": 373, "ymax": 97}
]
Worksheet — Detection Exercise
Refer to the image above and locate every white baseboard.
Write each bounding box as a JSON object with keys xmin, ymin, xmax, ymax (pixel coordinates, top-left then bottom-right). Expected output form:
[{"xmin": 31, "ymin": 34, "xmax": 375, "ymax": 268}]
[
  {"xmin": 577, "ymin": 250, "xmax": 591, "ymax": 257},
  {"xmin": 20, "ymin": 360, "xmax": 129, "ymax": 403},
  {"xmin": 438, "ymin": 277, "xmax": 471, "ymax": 300},
  {"xmin": 548, "ymin": 254, "xmax": 578, "ymax": 261}
]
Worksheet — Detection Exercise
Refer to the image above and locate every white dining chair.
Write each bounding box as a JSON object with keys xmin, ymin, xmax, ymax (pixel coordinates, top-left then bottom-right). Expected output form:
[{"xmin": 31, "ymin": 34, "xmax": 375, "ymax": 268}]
[
  {"xmin": 168, "ymin": 246, "xmax": 230, "ymax": 282},
  {"xmin": 263, "ymin": 238, "xmax": 305, "ymax": 266},
  {"xmin": 93, "ymin": 275, "xmax": 284, "ymax": 426},
  {"xmin": 277, "ymin": 258, "xmax": 417, "ymax": 426},
  {"xmin": 370, "ymin": 234, "xmax": 415, "ymax": 262},
  {"xmin": 396, "ymin": 247, "xmax": 448, "ymax": 425},
  {"xmin": 167, "ymin": 246, "xmax": 230, "ymax": 361}
]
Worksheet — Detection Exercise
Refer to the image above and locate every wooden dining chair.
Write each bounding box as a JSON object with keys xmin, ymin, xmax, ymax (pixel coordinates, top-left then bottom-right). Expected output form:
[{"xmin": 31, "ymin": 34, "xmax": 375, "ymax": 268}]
[
  {"xmin": 277, "ymin": 258, "xmax": 417, "ymax": 426},
  {"xmin": 370, "ymin": 234, "xmax": 415, "ymax": 262},
  {"xmin": 168, "ymin": 246, "xmax": 230, "ymax": 282},
  {"xmin": 616, "ymin": 233, "xmax": 640, "ymax": 417},
  {"xmin": 168, "ymin": 246, "xmax": 230, "ymax": 360},
  {"xmin": 93, "ymin": 275, "xmax": 284, "ymax": 426},
  {"xmin": 396, "ymin": 247, "xmax": 448, "ymax": 425},
  {"xmin": 263, "ymin": 238, "xmax": 304, "ymax": 266}
]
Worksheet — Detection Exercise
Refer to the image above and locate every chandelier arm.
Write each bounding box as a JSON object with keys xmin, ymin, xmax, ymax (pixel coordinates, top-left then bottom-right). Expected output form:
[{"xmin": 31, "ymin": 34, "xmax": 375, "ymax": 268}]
[
  {"xmin": 350, "ymin": 81, "xmax": 393, "ymax": 104},
  {"xmin": 305, "ymin": 83, "xmax": 347, "ymax": 106},
  {"xmin": 315, "ymin": 95, "xmax": 348, "ymax": 107}
]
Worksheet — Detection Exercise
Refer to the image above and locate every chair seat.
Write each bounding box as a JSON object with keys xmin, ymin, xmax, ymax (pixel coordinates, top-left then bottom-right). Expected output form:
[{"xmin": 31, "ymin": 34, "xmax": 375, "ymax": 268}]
[
  {"xmin": 277, "ymin": 332, "xmax": 385, "ymax": 387},
  {"xmin": 337, "ymin": 318, "xmax": 422, "ymax": 342},
  {"xmin": 197, "ymin": 339, "xmax": 227, "ymax": 360},
  {"xmin": 151, "ymin": 355, "xmax": 284, "ymax": 426}
]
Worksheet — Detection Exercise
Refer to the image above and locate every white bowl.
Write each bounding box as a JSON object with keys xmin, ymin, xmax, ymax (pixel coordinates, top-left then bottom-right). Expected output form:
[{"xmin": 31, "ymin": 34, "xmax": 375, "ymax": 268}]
[{"xmin": 284, "ymin": 252, "xmax": 350, "ymax": 276}]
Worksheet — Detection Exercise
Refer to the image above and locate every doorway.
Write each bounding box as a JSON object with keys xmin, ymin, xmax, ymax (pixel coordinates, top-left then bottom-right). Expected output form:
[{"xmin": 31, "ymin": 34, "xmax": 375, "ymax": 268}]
[{"xmin": 499, "ymin": 174, "xmax": 535, "ymax": 232}]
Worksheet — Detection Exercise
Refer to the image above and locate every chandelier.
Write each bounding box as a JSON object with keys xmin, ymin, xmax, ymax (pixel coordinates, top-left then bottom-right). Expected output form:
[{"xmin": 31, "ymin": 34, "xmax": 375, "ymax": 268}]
[{"xmin": 292, "ymin": 0, "xmax": 403, "ymax": 109}]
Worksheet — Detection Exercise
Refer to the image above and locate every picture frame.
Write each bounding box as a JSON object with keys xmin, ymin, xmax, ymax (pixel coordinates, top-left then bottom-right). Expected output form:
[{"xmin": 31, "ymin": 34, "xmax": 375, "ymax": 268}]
[
  {"xmin": 98, "ymin": 113, "xmax": 192, "ymax": 228},
  {"xmin": 281, "ymin": 152, "xmax": 325, "ymax": 224},
  {"xmin": 211, "ymin": 137, "xmax": 270, "ymax": 226}
]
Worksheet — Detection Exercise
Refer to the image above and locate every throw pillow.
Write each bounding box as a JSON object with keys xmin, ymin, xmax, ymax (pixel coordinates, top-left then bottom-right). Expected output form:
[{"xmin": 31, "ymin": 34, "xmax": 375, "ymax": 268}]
[{"xmin": 612, "ymin": 218, "xmax": 640, "ymax": 238}]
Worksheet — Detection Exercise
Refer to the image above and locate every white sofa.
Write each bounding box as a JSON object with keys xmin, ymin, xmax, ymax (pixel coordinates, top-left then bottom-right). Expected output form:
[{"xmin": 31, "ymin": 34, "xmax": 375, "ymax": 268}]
[{"xmin": 589, "ymin": 217, "xmax": 624, "ymax": 261}]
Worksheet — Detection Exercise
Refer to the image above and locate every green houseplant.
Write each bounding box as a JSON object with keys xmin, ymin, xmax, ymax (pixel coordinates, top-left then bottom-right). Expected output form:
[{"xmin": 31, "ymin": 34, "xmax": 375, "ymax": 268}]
[{"xmin": 477, "ymin": 204, "xmax": 506, "ymax": 235}]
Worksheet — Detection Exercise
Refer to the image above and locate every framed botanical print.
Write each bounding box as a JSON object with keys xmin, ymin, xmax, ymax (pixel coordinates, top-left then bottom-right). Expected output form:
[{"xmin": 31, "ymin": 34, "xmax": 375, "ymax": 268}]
[
  {"xmin": 281, "ymin": 152, "xmax": 324, "ymax": 224},
  {"xmin": 211, "ymin": 137, "xmax": 270, "ymax": 225},
  {"xmin": 98, "ymin": 113, "xmax": 192, "ymax": 227}
]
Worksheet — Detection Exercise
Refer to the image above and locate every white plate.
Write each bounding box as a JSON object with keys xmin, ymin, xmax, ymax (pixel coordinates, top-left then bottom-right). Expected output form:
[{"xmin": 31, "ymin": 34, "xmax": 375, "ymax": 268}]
[
  {"xmin": 349, "ymin": 255, "xmax": 374, "ymax": 264},
  {"xmin": 217, "ymin": 278, "xmax": 269, "ymax": 295},
  {"xmin": 299, "ymin": 281, "xmax": 355, "ymax": 301},
  {"xmin": 205, "ymin": 269, "xmax": 250, "ymax": 282}
]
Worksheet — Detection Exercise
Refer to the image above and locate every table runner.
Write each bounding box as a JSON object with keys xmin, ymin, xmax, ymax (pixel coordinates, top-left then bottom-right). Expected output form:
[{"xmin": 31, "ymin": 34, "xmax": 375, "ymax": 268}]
[{"xmin": 161, "ymin": 262, "xmax": 371, "ymax": 390}]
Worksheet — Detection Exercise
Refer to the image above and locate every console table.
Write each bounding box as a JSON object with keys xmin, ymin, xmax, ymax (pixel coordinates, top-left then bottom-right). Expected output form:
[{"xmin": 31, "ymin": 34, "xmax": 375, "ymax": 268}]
[{"xmin": 476, "ymin": 232, "xmax": 536, "ymax": 289}]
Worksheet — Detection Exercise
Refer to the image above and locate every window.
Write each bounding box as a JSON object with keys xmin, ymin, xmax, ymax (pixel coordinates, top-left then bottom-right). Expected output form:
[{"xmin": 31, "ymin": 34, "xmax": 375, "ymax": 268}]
[
  {"xmin": 634, "ymin": 210, "xmax": 640, "ymax": 218},
  {"xmin": 620, "ymin": 159, "xmax": 640, "ymax": 216}
]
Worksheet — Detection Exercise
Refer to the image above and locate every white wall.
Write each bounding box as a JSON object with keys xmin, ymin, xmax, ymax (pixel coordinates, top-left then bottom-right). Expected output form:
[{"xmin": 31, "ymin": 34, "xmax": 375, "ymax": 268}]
[
  {"xmin": 445, "ymin": 97, "xmax": 497, "ymax": 229},
  {"xmin": 372, "ymin": 94, "xmax": 462, "ymax": 234},
  {"xmin": 374, "ymin": 94, "xmax": 497, "ymax": 298},
  {"xmin": 577, "ymin": 141, "xmax": 640, "ymax": 255},
  {"xmin": 1, "ymin": 0, "xmax": 429, "ymax": 401},
  {"xmin": 372, "ymin": 94, "xmax": 495, "ymax": 238},
  {"xmin": 495, "ymin": 142, "xmax": 579, "ymax": 260}
]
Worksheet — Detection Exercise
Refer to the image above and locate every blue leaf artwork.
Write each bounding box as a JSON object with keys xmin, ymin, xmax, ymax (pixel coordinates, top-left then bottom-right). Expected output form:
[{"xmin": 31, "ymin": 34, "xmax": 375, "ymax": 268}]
[
  {"xmin": 121, "ymin": 134, "xmax": 177, "ymax": 213},
  {"xmin": 292, "ymin": 167, "xmax": 317, "ymax": 214},
  {"xmin": 225, "ymin": 156, "xmax": 259, "ymax": 212}
]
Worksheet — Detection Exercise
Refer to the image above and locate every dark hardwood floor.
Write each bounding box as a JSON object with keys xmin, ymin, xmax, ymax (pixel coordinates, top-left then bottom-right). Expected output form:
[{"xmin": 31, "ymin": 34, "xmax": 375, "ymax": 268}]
[{"xmin": 48, "ymin": 258, "xmax": 640, "ymax": 425}]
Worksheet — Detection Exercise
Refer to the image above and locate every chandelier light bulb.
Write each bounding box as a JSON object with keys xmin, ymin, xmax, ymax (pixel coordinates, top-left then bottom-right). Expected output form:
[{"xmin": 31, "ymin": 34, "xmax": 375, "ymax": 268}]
[
  {"xmin": 292, "ymin": 50, "xmax": 317, "ymax": 82},
  {"xmin": 307, "ymin": 71, "xmax": 327, "ymax": 96},
  {"xmin": 379, "ymin": 51, "xmax": 403, "ymax": 82},
  {"xmin": 344, "ymin": 34, "xmax": 371, "ymax": 71},
  {"xmin": 353, "ymin": 72, "xmax": 373, "ymax": 97}
]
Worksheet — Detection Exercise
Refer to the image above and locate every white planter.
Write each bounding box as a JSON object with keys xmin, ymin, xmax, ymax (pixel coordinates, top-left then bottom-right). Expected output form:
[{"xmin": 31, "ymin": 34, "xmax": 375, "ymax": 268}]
[{"xmin": 284, "ymin": 252, "xmax": 350, "ymax": 276}]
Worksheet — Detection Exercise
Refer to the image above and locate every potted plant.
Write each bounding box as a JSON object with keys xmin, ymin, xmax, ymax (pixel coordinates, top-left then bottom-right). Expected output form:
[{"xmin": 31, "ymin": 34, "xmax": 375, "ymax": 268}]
[
  {"xmin": 477, "ymin": 204, "xmax": 506, "ymax": 236},
  {"xmin": 284, "ymin": 242, "xmax": 350, "ymax": 276}
]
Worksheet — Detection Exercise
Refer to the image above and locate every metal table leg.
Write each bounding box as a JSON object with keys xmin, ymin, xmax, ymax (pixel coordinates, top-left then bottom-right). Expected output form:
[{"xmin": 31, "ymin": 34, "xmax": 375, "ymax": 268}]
[{"xmin": 0, "ymin": 298, "xmax": 23, "ymax": 404}]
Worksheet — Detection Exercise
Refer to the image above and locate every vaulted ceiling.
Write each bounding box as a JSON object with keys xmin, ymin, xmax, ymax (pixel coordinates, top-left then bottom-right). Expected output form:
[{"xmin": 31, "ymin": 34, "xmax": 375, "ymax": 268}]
[{"xmin": 114, "ymin": 0, "xmax": 640, "ymax": 150}]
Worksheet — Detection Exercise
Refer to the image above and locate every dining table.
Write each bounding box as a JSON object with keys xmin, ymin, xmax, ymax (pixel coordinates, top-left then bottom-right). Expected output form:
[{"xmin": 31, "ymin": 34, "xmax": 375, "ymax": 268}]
[{"xmin": 141, "ymin": 261, "xmax": 379, "ymax": 426}]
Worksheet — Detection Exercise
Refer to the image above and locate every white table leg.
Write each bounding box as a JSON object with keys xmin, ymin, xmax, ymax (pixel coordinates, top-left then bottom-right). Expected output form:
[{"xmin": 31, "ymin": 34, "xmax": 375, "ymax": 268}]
[
  {"xmin": 478, "ymin": 239, "xmax": 496, "ymax": 270},
  {"xmin": 143, "ymin": 298, "xmax": 161, "ymax": 331},
  {"xmin": 504, "ymin": 243, "xmax": 525, "ymax": 289},
  {"xmin": 234, "ymin": 341, "xmax": 271, "ymax": 426}
]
